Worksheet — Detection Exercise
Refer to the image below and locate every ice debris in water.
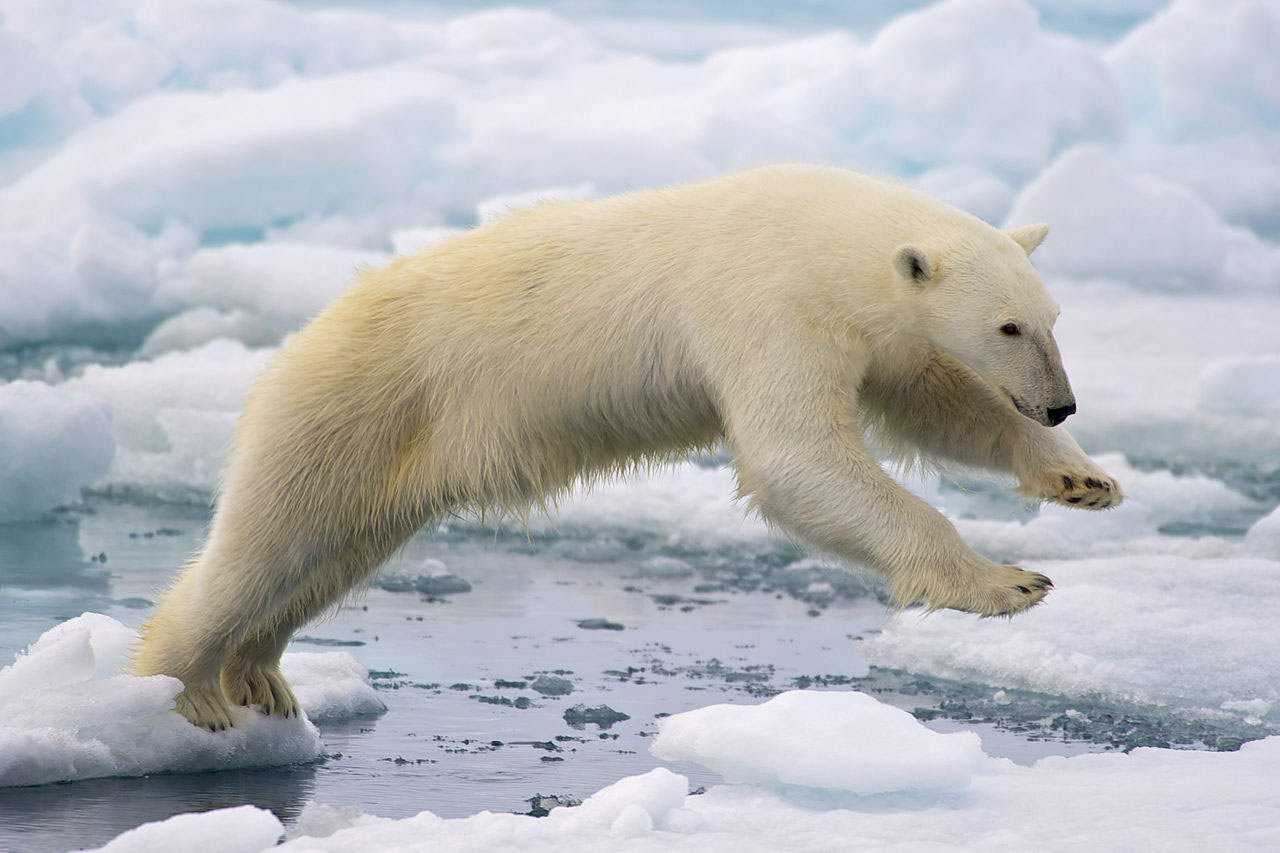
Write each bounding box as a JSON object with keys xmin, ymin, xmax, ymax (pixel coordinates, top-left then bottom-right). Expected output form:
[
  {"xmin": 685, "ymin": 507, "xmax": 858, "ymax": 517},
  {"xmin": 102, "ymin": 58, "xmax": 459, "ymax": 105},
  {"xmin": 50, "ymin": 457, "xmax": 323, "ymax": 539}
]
[
  {"xmin": 376, "ymin": 558, "xmax": 472, "ymax": 596},
  {"xmin": 529, "ymin": 675, "xmax": 574, "ymax": 696},
  {"xmin": 0, "ymin": 614, "xmax": 384, "ymax": 787},
  {"xmin": 97, "ymin": 690, "xmax": 1280, "ymax": 851},
  {"xmin": 563, "ymin": 704, "xmax": 631, "ymax": 730},
  {"xmin": 576, "ymin": 618, "xmax": 625, "ymax": 631}
]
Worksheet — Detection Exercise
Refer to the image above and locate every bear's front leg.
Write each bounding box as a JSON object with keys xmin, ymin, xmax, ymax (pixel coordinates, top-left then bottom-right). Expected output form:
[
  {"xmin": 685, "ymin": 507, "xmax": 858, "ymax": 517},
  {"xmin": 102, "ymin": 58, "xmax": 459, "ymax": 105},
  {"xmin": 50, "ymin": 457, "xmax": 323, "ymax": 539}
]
[
  {"xmin": 1014, "ymin": 426, "xmax": 1123, "ymax": 510},
  {"xmin": 727, "ymin": 376, "xmax": 1054, "ymax": 614}
]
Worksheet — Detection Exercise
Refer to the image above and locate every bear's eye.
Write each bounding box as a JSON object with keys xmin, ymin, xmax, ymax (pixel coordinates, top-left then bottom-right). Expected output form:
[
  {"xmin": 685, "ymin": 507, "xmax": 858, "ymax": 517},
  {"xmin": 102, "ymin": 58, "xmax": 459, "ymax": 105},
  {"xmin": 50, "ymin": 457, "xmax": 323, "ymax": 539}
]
[{"xmin": 1000, "ymin": 322, "xmax": 1021, "ymax": 336}]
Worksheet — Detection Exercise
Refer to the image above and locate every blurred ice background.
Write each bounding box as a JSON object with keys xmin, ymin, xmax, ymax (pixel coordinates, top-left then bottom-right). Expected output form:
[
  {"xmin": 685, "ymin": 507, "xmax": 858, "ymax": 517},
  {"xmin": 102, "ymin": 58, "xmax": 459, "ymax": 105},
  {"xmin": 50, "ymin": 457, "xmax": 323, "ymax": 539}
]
[{"xmin": 1, "ymin": 0, "xmax": 1278, "ymax": 850}]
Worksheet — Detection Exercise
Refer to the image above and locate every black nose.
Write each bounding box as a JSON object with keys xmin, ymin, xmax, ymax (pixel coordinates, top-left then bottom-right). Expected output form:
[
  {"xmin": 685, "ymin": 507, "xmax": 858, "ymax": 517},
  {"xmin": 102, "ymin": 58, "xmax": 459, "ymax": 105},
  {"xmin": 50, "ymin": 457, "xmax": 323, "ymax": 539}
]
[{"xmin": 1046, "ymin": 402, "xmax": 1076, "ymax": 426}]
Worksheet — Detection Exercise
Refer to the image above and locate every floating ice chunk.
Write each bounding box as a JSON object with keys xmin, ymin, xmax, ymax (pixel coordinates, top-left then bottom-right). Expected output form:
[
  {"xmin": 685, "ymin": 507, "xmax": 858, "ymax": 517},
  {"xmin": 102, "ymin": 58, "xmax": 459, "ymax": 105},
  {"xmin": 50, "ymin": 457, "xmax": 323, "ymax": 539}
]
[
  {"xmin": 1222, "ymin": 699, "xmax": 1273, "ymax": 727},
  {"xmin": 533, "ymin": 462, "xmax": 773, "ymax": 549},
  {"xmin": 281, "ymin": 651, "xmax": 386, "ymax": 724},
  {"xmin": 861, "ymin": 0, "xmax": 1121, "ymax": 182},
  {"xmin": 1007, "ymin": 145, "xmax": 1280, "ymax": 290},
  {"xmin": 271, "ymin": 767, "xmax": 688, "ymax": 851},
  {"xmin": 0, "ymin": 613, "xmax": 385, "ymax": 787},
  {"xmin": 160, "ymin": 242, "xmax": 389, "ymax": 330},
  {"xmin": 861, "ymin": 554, "xmax": 1280, "ymax": 721},
  {"xmin": 0, "ymin": 380, "xmax": 114, "ymax": 521},
  {"xmin": 1246, "ymin": 505, "xmax": 1280, "ymax": 561},
  {"xmin": 651, "ymin": 690, "xmax": 987, "ymax": 795},
  {"xmin": 913, "ymin": 165, "xmax": 1014, "ymax": 225},
  {"xmin": 286, "ymin": 802, "xmax": 384, "ymax": 842},
  {"xmin": 62, "ymin": 339, "xmax": 271, "ymax": 499},
  {"xmin": 244, "ymin": 694, "xmax": 1280, "ymax": 850},
  {"xmin": 89, "ymin": 804, "xmax": 283, "ymax": 853},
  {"xmin": 140, "ymin": 308, "xmax": 284, "ymax": 357},
  {"xmin": 1107, "ymin": 0, "xmax": 1280, "ymax": 233},
  {"xmin": 1197, "ymin": 355, "xmax": 1280, "ymax": 419}
]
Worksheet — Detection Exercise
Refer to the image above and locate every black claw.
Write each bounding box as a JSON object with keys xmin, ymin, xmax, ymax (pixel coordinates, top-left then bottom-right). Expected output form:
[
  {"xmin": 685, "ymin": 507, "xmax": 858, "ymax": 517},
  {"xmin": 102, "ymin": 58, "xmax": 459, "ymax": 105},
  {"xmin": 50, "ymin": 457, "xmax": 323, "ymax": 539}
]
[
  {"xmin": 1066, "ymin": 496, "xmax": 1082, "ymax": 504},
  {"xmin": 1087, "ymin": 499, "xmax": 1099, "ymax": 507},
  {"xmin": 1016, "ymin": 585, "xmax": 1031, "ymax": 594},
  {"xmin": 1085, "ymin": 477, "xmax": 1101, "ymax": 488},
  {"xmin": 1062, "ymin": 475, "xmax": 1075, "ymax": 489}
]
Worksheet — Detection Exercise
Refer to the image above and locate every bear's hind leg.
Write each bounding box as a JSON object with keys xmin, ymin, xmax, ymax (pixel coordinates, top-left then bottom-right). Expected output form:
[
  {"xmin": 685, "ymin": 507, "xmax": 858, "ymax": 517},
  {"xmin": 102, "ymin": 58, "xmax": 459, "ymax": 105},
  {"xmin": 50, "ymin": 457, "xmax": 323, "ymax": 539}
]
[
  {"xmin": 216, "ymin": 524, "xmax": 418, "ymax": 720},
  {"xmin": 134, "ymin": 559, "xmax": 252, "ymax": 731}
]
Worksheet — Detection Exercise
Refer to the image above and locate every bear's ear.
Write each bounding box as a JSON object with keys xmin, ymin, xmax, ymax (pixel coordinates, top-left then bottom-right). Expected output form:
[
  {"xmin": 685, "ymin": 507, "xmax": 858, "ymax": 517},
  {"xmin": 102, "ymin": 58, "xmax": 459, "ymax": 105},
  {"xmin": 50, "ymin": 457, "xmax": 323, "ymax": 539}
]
[
  {"xmin": 1006, "ymin": 223, "xmax": 1050, "ymax": 255},
  {"xmin": 893, "ymin": 244, "xmax": 935, "ymax": 285}
]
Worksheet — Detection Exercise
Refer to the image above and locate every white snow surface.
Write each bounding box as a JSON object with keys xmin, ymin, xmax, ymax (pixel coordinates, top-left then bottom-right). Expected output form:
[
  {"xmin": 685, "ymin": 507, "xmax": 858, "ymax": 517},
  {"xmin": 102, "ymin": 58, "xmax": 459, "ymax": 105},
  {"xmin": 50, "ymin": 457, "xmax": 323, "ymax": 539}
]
[
  {"xmin": 89, "ymin": 691, "xmax": 1280, "ymax": 851},
  {"xmin": 0, "ymin": 613, "xmax": 384, "ymax": 788}
]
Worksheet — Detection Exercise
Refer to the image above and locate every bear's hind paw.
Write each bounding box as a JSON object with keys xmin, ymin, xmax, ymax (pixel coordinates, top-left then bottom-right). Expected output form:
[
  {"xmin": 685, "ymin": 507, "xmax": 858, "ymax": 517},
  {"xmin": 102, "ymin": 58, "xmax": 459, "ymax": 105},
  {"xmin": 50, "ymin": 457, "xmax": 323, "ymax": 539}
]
[
  {"xmin": 174, "ymin": 682, "xmax": 238, "ymax": 732},
  {"xmin": 980, "ymin": 566, "xmax": 1053, "ymax": 617},
  {"xmin": 221, "ymin": 665, "xmax": 301, "ymax": 719}
]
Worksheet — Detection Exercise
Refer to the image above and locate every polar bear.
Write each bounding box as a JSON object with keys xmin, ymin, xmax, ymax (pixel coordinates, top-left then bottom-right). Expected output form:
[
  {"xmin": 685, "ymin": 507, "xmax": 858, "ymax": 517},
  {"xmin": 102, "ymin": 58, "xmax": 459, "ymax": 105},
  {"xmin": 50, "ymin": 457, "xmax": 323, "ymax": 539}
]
[{"xmin": 133, "ymin": 165, "xmax": 1121, "ymax": 730}]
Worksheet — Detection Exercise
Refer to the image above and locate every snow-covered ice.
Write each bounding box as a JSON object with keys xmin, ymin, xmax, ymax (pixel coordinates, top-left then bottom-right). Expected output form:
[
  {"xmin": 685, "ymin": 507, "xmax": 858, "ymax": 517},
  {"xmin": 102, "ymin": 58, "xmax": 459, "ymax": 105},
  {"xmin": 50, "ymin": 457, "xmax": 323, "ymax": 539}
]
[{"xmin": 0, "ymin": 613, "xmax": 383, "ymax": 788}]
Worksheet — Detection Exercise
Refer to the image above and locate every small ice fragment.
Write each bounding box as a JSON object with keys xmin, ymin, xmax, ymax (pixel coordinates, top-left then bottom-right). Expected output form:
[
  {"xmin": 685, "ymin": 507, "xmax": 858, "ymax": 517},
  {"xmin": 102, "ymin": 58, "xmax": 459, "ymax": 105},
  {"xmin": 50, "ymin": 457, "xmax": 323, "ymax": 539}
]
[
  {"xmin": 525, "ymin": 793, "xmax": 582, "ymax": 817},
  {"xmin": 577, "ymin": 618, "xmax": 624, "ymax": 631},
  {"xmin": 530, "ymin": 675, "xmax": 574, "ymax": 696},
  {"xmin": 564, "ymin": 704, "xmax": 631, "ymax": 730}
]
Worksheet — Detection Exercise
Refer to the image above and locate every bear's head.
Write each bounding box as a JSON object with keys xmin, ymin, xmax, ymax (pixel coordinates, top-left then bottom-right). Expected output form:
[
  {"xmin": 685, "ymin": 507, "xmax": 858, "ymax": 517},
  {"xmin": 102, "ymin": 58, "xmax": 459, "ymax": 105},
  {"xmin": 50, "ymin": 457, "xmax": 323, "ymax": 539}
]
[{"xmin": 894, "ymin": 223, "xmax": 1076, "ymax": 427}]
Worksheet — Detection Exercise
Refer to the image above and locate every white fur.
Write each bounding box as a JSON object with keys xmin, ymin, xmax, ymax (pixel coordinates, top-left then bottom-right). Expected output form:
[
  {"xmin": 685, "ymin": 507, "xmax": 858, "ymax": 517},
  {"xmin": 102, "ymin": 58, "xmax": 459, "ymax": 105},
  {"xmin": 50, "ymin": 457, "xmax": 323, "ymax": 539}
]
[{"xmin": 133, "ymin": 165, "xmax": 1122, "ymax": 730}]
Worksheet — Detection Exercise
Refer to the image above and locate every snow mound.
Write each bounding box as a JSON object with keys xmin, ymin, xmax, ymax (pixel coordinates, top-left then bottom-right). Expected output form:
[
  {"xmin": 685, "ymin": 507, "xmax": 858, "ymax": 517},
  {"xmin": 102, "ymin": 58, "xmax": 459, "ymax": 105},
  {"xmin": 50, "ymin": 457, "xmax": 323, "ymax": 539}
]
[
  {"xmin": 650, "ymin": 689, "xmax": 986, "ymax": 794},
  {"xmin": 0, "ymin": 613, "xmax": 384, "ymax": 788}
]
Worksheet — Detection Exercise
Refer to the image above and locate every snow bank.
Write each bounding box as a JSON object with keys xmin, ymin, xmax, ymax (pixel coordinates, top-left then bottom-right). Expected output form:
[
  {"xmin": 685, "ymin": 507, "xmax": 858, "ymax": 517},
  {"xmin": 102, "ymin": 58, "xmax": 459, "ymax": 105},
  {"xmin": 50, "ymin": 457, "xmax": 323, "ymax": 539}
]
[
  {"xmin": 0, "ymin": 613, "xmax": 384, "ymax": 788},
  {"xmin": 1006, "ymin": 145, "xmax": 1280, "ymax": 291},
  {"xmin": 0, "ymin": 380, "xmax": 114, "ymax": 521},
  {"xmin": 99, "ymin": 690, "xmax": 1279, "ymax": 851}
]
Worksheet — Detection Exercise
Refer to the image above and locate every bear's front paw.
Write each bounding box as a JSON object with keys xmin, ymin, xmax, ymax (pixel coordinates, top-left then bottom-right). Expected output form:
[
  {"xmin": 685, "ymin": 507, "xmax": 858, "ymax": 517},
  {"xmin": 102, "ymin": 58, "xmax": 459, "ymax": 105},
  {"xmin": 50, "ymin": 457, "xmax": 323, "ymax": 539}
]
[{"xmin": 1024, "ymin": 467, "xmax": 1123, "ymax": 510}]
